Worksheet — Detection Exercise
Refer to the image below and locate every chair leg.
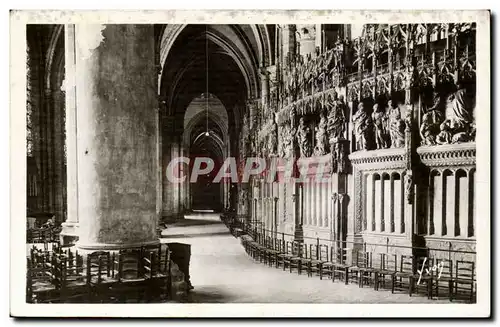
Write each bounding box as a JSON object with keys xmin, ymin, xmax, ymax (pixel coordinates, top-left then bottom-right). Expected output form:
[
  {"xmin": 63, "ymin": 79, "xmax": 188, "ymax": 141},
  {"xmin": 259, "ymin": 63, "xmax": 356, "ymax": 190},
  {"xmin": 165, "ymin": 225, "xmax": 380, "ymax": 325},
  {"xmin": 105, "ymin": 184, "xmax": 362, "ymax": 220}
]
[
  {"xmin": 391, "ymin": 276, "xmax": 395, "ymax": 293},
  {"xmin": 319, "ymin": 265, "xmax": 323, "ymax": 280}
]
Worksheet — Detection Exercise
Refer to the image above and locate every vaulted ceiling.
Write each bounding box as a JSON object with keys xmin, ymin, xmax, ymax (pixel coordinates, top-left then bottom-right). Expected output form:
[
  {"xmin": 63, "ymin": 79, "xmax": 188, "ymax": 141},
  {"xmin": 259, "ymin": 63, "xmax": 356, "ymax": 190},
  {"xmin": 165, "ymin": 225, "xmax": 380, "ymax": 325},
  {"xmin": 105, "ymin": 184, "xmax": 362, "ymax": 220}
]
[
  {"xmin": 158, "ymin": 24, "xmax": 274, "ymax": 130},
  {"xmin": 158, "ymin": 24, "xmax": 275, "ymax": 158}
]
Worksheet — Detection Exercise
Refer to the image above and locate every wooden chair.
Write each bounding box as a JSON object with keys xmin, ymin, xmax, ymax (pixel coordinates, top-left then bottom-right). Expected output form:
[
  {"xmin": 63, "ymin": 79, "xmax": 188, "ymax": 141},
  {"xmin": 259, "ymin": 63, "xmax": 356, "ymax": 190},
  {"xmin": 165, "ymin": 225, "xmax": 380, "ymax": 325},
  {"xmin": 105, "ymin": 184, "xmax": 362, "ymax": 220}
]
[
  {"xmin": 289, "ymin": 242, "xmax": 305, "ymax": 274},
  {"xmin": 348, "ymin": 251, "xmax": 371, "ymax": 287},
  {"xmin": 143, "ymin": 248, "xmax": 169, "ymax": 302},
  {"xmin": 310, "ymin": 244, "xmax": 329, "ymax": 279},
  {"xmin": 277, "ymin": 241, "xmax": 294, "ymax": 271},
  {"xmin": 413, "ymin": 256, "xmax": 434, "ymax": 299},
  {"xmin": 29, "ymin": 229, "xmax": 43, "ymax": 243},
  {"xmin": 374, "ymin": 253, "xmax": 398, "ymax": 291},
  {"xmin": 111, "ymin": 248, "xmax": 147, "ymax": 303},
  {"xmin": 265, "ymin": 237, "xmax": 280, "ymax": 268},
  {"xmin": 272, "ymin": 238, "xmax": 285, "ymax": 269},
  {"xmin": 261, "ymin": 236, "xmax": 272, "ymax": 265},
  {"xmin": 26, "ymin": 258, "xmax": 34, "ymax": 303},
  {"xmin": 451, "ymin": 260, "xmax": 475, "ymax": 303},
  {"xmin": 26, "ymin": 257, "xmax": 56, "ymax": 303},
  {"xmin": 321, "ymin": 245, "xmax": 335, "ymax": 281},
  {"xmin": 58, "ymin": 251, "xmax": 89, "ymax": 303},
  {"xmin": 358, "ymin": 252, "xmax": 375, "ymax": 288},
  {"xmin": 430, "ymin": 258, "xmax": 453, "ymax": 300},
  {"xmin": 392, "ymin": 255, "xmax": 415, "ymax": 296},
  {"xmin": 27, "ymin": 253, "xmax": 61, "ymax": 303},
  {"xmin": 86, "ymin": 251, "xmax": 117, "ymax": 303},
  {"xmin": 299, "ymin": 244, "xmax": 313, "ymax": 277},
  {"xmin": 332, "ymin": 247, "xmax": 350, "ymax": 284}
]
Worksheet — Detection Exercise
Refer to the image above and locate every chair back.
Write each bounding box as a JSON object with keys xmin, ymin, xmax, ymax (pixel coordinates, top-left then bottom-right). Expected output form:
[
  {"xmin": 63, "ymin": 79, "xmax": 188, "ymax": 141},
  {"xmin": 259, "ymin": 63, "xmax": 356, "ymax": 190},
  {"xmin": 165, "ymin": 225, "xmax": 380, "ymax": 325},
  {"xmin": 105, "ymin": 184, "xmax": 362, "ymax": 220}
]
[
  {"xmin": 436, "ymin": 258, "xmax": 453, "ymax": 279},
  {"xmin": 301, "ymin": 243, "xmax": 309, "ymax": 259},
  {"xmin": 356, "ymin": 251, "xmax": 371, "ymax": 268},
  {"xmin": 456, "ymin": 260, "xmax": 475, "ymax": 282},
  {"xmin": 49, "ymin": 252, "xmax": 66, "ymax": 288},
  {"xmin": 117, "ymin": 248, "xmax": 142, "ymax": 281},
  {"xmin": 86, "ymin": 251, "xmax": 112, "ymax": 285},
  {"xmin": 318, "ymin": 244, "xmax": 329, "ymax": 262},
  {"xmin": 379, "ymin": 253, "xmax": 397, "ymax": 272},
  {"xmin": 26, "ymin": 258, "xmax": 33, "ymax": 302},
  {"xmin": 154, "ymin": 244, "xmax": 170, "ymax": 274},
  {"xmin": 309, "ymin": 244, "xmax": 318, "ymax": 261},
  {"xmin": 415, "ymin": 256, "xmax": 433, "ymax": 276},
  {"xmin": 399, "ymin": 255, "xmax": 414, "ymax": 274}
]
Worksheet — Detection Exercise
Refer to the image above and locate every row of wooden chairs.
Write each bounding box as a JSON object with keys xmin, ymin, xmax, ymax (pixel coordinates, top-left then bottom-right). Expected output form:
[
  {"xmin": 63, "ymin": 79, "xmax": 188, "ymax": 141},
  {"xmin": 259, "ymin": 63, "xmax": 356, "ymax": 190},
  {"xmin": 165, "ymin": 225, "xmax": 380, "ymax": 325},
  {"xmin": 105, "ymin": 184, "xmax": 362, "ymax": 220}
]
[
  {"xmin": 239, "ymin": 234, "xmax": 476, "ymax": 303},
  {"xmin": 27, "ymin": 227, "xmax": 61, "ymax": 244},
  {"xmin": 27, "ymin": 244, "xmax": 172, "ymax": 303}
]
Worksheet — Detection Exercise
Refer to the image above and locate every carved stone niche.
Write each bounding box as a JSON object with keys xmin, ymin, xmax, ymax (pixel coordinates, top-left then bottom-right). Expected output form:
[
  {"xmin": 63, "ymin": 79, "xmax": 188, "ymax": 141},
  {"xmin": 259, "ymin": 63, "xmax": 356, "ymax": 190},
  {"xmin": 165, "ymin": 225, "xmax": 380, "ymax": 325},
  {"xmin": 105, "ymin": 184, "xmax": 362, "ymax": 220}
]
[{"xmin": 349, "ymin": 148, "xmax": 407, "ymax": 236}]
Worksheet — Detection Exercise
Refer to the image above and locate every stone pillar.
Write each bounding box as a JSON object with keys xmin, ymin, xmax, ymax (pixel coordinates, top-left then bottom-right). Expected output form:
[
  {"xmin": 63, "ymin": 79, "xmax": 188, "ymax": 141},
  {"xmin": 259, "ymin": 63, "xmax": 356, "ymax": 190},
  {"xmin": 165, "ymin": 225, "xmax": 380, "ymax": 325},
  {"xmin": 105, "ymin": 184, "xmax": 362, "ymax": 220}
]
[
  {"xmin": 60, "ymin": 24, "xmax": 78, "ymax": 245},
  {"xmin": 315, "ymin": 24, "xmax": 323, "ymax": 53},
  {"xmin": 260, "ymin": 68, "xmax": 270, "ymax": 108},
  {"xmin": 281, "ymin": 25, "xmax": 297, "ymax": 66},
  {"xmin": 293, "ymin": 183, "xmax": 304, "ymax": 243},
  {"xmin": 296, "ymin": 24, "xmax": 317, "ymax": 59},
  {"xmin": 74, "ymin": 24, "xmax": 159, "ymax": 250},
  {"xmin": 156, "ymin": 106, "xmax": 163, "ymax": 223}
]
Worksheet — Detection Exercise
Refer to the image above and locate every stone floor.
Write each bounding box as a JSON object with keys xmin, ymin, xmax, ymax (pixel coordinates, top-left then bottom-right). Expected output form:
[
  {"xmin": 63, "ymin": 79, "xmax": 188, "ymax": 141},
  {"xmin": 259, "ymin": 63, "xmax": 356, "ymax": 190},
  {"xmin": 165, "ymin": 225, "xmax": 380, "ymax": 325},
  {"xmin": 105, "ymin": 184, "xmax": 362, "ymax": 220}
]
[{"xmin": 160, "ymin": 212, "xmax": 449, "ymax": 304}]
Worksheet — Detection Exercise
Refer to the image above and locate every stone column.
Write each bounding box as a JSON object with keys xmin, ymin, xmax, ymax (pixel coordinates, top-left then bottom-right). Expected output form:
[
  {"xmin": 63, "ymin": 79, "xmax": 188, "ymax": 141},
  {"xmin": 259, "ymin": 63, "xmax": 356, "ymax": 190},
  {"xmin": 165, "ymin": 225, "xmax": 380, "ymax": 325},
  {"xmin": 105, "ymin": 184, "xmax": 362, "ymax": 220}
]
[
  {"xmin": 260, "ymin": 68, "xmax": 270, "ymax": 108},
  {"xmin": 60, "ymin": 24, "xmax": 78, "ymax": 245},
  {"xmin": 296, "ymin": 24, "xmax": 317, "ymax": 59},
  {"xmin": 74, "ymin": 24, "xmax": 159, "ymax": 250},
  {"xmin": 315, "ymin": 24, "xmax": 323, "ymax": 53},
  {"xmin": 281, "ymin": 25, "xmax": 297, "ymax": 66}
]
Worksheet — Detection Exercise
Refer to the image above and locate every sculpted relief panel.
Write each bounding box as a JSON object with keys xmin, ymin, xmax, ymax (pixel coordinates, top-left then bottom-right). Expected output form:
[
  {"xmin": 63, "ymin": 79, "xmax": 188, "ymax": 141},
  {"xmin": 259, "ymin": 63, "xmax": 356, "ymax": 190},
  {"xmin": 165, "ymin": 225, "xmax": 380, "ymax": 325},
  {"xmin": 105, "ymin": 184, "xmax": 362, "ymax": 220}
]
[{"xmin": 421, "ymin": 85, "xmax": 476, "ymax": 146}]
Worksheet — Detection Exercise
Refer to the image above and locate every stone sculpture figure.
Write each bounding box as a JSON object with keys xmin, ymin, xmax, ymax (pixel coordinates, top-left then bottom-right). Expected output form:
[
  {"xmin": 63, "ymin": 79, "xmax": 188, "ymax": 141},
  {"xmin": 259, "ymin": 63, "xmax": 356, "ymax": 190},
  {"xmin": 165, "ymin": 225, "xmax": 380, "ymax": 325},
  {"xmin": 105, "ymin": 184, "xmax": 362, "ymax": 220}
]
[
  {"xmin": 436, "ymin": 119, "xmax": 453, "ymax": 145},
  {"xmin": 352, "ymin": 103, "xmax": 373, "ymax": 151},
  {"xmin": 280, "ymin": 125, "xmax": 293, "ymax": 158},
  {"xmin": 372, "ymin": 104, "xmax": 389, "ymax": 149},
  {"xmin": 446, "ymin": 85, "xmax": 473, "ymax": 130},
  {"xmin": 239, "ymin": 188, "xmax": 248, "ymax": 207},
  {"xmin": 420, "ymin": 109, "xmax": 444, "ymax": 146},
  {"xmin": 326, "ymin": 93, "xmax": 346, "ymax": 142},
  {"xmin": 423, "ymin": 85, "xmax": 475, "ymax": 145},
  {"xmin": 268, "ymin": 123, "xmax": 278, "ymax": 155},
  {"xmin": 387, "ymin": 100, "xmax": 406, "ymax": 148},
  {"xmin": 404, "ymin": 172, "xmax": 414, "ymax": 205},
  {"xmin": 296, "ymin": 117, "xmax": 312, "ymax": 157},
  {"xmin": 314, "ymin": 112, "xmax": 328, "ymax": 156},
  {"xmin": 331, "ymin": 141, "xmax": 347, "ymax": 174}
]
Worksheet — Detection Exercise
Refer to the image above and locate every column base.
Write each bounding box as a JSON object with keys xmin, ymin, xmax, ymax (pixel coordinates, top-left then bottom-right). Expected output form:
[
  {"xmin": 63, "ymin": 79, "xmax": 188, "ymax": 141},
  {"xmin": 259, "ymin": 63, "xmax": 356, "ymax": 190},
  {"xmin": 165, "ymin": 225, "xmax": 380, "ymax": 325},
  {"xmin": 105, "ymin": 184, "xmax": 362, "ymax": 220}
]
[
  {"xmin": 76, "ymin": 239, "xmax": 160, "ymax": 252},
  {"xmin": 162, "ymin": 213, "xmax": 184, "ymax": 223},
  {"xmin": 60, "ymin": 222, "xmax": 79, "ymax": 246}
]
